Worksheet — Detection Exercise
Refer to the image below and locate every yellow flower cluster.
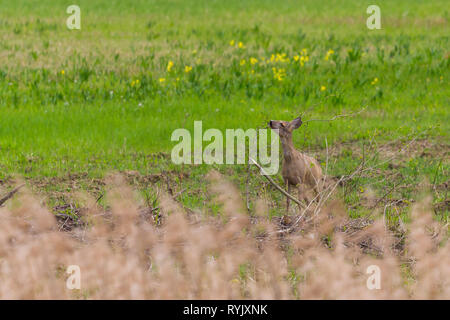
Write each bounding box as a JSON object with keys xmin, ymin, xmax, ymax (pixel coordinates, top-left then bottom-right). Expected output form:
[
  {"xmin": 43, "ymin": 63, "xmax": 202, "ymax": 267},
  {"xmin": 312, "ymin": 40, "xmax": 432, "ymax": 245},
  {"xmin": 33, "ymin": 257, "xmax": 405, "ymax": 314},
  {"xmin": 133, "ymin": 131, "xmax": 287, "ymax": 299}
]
[
  {"xmin": 324, "ymin": 49, "xmax": 334, "ymax": 61},
  {"xmin": 229, "ymin": 40, "xmax": 245, "ymax": 49},
  {"xmin": 131, "ymin": 79, "xmax": 140, "ymax": 87},
  {"xmin": 294, "ymin": 49, "xmax": 309, "ymax": 66},
  {"xmin": 167, "ymin": 60, "xmax": 174, "ymax": 72},
  {"xmin": 184, "ymin": 65, "xmax": 192, "ymax": 73},
  {"xmin": 270, "ymin": 53, "xmax": 289, "ymax": 63},
  {"xmin": 272, "ymin": 67, "xmax": 286, "ymax": 81},
  {"xmin": 371, "ymin": 77, "xmax": 378, "ymax": 85}
]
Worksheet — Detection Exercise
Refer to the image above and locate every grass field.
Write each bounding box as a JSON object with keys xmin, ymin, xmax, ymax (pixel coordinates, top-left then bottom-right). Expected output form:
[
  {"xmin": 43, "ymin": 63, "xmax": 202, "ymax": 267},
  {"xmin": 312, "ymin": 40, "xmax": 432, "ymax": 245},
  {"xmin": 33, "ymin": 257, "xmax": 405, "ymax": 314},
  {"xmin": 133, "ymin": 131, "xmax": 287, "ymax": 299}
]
[
  {"xmin": 0, "ymin": 0, "xmax": 449, "ymax": 300},
  {"xmin": 0, "ymin": 0, "xmax": 448, "ymax": 222}
]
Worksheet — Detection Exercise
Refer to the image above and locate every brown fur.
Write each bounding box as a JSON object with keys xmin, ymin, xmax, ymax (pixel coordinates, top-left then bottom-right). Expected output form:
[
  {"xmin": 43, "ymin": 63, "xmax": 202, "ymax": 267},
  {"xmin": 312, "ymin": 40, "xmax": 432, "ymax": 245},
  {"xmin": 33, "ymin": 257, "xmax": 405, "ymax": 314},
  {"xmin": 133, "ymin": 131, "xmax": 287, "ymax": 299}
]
[{"xmin": 269, "ymin": 116, "xmax": 323, "ymax": 210}]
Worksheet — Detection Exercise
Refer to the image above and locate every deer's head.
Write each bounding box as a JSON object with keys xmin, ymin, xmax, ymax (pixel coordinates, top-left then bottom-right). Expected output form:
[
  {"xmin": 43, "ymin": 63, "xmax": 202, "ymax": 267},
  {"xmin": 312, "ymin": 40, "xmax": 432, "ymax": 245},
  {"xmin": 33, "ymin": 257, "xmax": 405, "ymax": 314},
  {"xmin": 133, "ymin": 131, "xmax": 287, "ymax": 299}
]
[{"xmin": 268, "ymin": 116, "xmax": 303, "ymax": 142}]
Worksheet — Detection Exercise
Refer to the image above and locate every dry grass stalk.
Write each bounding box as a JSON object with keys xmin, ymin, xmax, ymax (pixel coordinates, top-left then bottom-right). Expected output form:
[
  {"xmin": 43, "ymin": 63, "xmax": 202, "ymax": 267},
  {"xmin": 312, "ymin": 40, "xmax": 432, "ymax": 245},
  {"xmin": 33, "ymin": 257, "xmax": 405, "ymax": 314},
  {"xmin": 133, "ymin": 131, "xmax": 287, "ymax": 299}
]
[{"xmin": 0, "ymin": 174, "xmax": 447, "ymax": 299}]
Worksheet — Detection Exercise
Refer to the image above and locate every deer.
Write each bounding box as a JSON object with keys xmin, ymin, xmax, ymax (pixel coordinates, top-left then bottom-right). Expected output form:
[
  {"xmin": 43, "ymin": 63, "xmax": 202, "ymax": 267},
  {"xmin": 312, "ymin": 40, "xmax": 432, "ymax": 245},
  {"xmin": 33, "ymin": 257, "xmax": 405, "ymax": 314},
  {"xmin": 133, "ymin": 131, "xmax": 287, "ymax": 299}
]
[{"xmin": 269, "ymin": 116, "xmax": 323, "ymax": 212}]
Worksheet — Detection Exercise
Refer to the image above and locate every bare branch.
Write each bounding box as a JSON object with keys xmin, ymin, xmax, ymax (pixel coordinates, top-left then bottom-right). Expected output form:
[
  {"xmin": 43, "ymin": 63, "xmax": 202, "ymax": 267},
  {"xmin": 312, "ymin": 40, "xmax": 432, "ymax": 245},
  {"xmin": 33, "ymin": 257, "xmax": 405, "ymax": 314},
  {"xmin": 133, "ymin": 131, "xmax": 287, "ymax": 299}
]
[
  {"xmin": 0, "ymin": 184, "xmax": 25, "ymax": 207},
  {"xmin": 249, "ymin": 158, "xmax": 306, "ymax": 209},
  {"xmin": 303, "ymin": 105, "xmax": 367, "ymax": 123}
]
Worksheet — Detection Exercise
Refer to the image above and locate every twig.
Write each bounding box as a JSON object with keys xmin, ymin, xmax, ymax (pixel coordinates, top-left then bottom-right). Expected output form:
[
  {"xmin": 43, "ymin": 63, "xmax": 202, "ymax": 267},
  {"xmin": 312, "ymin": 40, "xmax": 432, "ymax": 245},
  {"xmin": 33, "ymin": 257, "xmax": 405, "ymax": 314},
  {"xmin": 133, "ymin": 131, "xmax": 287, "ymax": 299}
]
[
  {"xmin": 303, "ymin": 106, "xmax": 367, "ymax": 123},
  {"xmin": 249, "ymin": 158, "xmax": 306, "ymax": 209},
  {"xmin": 298, "ymin": 95, "xmax": 337, "ymax": 118},
  {"xmin": 0, "ymin": 184, "xmax": 25, "ymax": 207},
  {"xmin": 172, "ymin": 188, "xmax": 187, "ymax": 199},
  {"xmin": 245, "ymin": 161, "xmax": 251, "ymax": 212},
  {"xmin": 151, "ymin": 187, "xmax": 186, "ymax": 212},
  {"xmin": 368, "ymin": 182, "xmax": 402, "ymax": 211},
  {"xmin": 96, "ymin": 193, "xmax": 104, "ymax": 204},
  {"xmin": 357, "ymin": 129, "xmax": 424, "ymax": 176}
]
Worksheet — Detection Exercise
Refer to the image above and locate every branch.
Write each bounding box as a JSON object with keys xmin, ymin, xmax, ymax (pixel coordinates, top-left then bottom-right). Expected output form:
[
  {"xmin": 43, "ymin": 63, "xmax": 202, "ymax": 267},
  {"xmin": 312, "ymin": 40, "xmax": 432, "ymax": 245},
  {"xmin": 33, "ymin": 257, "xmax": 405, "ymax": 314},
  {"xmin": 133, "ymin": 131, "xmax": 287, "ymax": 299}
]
[
  {"xmin": 0, "ymin": 184, "xmax": 24, "ymax": 207},
  {"xmin": 249, "ymin": 158, "xmax": 306, "ymax": 209},
  {"xmin": 303, "ymin": 106, "xmax": 367, "ymax": 123}
]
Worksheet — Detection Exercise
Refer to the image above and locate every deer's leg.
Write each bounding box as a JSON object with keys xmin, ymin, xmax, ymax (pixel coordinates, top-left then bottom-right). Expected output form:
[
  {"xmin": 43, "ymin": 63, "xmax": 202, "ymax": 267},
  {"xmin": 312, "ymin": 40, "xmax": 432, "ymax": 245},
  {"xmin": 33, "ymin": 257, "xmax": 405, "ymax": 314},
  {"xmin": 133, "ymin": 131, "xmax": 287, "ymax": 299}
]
[
  {"xmin": 314, "ymin": 185, "xmax": 320, "ymax": 195},
  {"xmin": 294, "ymin": 185, "xmax": 302, "ymax": 212},
  {"xmin": 313, "ymin": 184, "xmax": 321, "ymax": 202},
  {"xmin": 314, "ymin": 177, "xmax": 324, "ymax": 199},
  {"xmin": 285, "ymin": 179, "xmax": 290, "ymax": 213},
  {"xmin": 297, "ymin": 184, "xmax": 306, "ymax": 207}
]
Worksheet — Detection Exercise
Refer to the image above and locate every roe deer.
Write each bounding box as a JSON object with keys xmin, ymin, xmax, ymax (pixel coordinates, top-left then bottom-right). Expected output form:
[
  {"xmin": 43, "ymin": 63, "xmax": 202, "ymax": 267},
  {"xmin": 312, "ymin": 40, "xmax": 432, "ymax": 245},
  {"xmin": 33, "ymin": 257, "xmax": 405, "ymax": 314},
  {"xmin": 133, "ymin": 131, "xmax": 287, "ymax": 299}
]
[{"xmin": 269, "ymin": 116, "xmax": 323, "ymax": 211}]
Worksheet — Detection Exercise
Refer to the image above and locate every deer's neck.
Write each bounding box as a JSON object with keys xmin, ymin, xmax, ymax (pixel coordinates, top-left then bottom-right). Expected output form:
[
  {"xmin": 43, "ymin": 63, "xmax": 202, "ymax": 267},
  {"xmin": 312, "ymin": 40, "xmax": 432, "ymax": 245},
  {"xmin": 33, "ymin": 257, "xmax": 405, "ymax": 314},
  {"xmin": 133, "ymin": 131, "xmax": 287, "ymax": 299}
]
[{"xmin": 281, "ymin": 138, "xmax": 297, "ymax": 162}]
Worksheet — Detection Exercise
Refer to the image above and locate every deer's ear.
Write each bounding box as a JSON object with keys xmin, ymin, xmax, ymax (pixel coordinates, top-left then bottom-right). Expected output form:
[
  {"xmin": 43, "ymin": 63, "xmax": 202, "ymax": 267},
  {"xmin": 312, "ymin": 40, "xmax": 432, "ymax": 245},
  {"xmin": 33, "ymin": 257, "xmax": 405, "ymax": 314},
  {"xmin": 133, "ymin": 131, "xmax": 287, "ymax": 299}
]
[
  {"xmin": 269, "ymin": 120, "xmax": 281, "ymax": 129},
  {"xmin": 290, "ymin": 117, "xmax": 303, "ymax": 130}
]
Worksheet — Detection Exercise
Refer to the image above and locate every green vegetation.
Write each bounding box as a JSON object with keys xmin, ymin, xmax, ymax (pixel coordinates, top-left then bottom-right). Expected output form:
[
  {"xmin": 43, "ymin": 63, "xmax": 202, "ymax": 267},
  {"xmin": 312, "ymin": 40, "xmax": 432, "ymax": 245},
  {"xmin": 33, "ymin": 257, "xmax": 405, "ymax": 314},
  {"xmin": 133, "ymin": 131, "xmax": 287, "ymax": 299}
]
[{"xmin": 0, "ymin": 0, "xmax": 448, "ymax": 222}]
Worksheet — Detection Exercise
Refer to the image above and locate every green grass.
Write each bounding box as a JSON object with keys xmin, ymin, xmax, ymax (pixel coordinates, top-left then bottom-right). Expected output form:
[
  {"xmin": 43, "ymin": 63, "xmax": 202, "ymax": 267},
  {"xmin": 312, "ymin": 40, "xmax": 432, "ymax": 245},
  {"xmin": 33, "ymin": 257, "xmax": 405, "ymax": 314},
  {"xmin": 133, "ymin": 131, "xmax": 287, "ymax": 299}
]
[{"xmin": 0, "ymin": 0, "xmax": 448, "ymax": 223}]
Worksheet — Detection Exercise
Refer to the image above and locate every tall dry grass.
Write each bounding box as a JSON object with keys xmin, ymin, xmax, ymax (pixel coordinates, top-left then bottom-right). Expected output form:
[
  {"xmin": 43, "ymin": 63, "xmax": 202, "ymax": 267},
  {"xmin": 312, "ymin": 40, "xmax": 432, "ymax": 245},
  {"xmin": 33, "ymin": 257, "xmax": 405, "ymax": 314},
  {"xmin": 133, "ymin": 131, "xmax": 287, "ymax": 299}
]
[{"xmin": 0, "ymin": 172, "xmax": 448, "ymax": 299}]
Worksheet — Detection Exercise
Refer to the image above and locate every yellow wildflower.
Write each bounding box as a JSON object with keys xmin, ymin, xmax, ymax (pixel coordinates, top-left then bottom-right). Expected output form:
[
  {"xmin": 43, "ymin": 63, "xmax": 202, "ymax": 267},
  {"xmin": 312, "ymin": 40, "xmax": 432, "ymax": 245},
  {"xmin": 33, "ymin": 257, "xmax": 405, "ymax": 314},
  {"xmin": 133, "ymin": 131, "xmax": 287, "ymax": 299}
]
[
  {"xmin": 240, "ymin": 59, "xmax": 246, "ymax": 66},
  {"xmin": 238, "ymin": 41, "xmax": 245, "ymax": 49},
  {"xmin": 275, "ymin": 53, "xmax": 289, "ymax": 63},
  {"xmin": 229, "ymin": 40, "xmax": 235, "ymax": 46},
  {"xmin": 371, "ymin": 77, "xmax": 378, "ymax": 85},
  {"xmin": 184, "ymin": 65, "xmax": 192, "ymax": 73},
  {"xmin": 320, "ymin": 85, "xmax": 326, "ymax": 91},
  {"xmin": 159, "ymin": 78, "xmax": 165, "ymax": 84},
  {"xmin": 293, "ymin": 55, "xmax": 299, "ymax": 61},
  {"xmin": 167, "ymin": 60, "xmax": 174, "ymax": 72},
  {"xmin": 325, "ymin": 49, "xmax": 334, "ymax": 61},
  {"xmin": 250, "ymin": 57, "xmax": 258, "ymax": 65},
  {"xmin": 272, "ymin": 67, "xmax": 286, "ymax": 81},
  {"xmin": 60, "ymin": 70, "xmax": 65, "ymax": 75},
  {"xmin": 298, "ymin": 55, "xmax": 309, "ymax": 67}
]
